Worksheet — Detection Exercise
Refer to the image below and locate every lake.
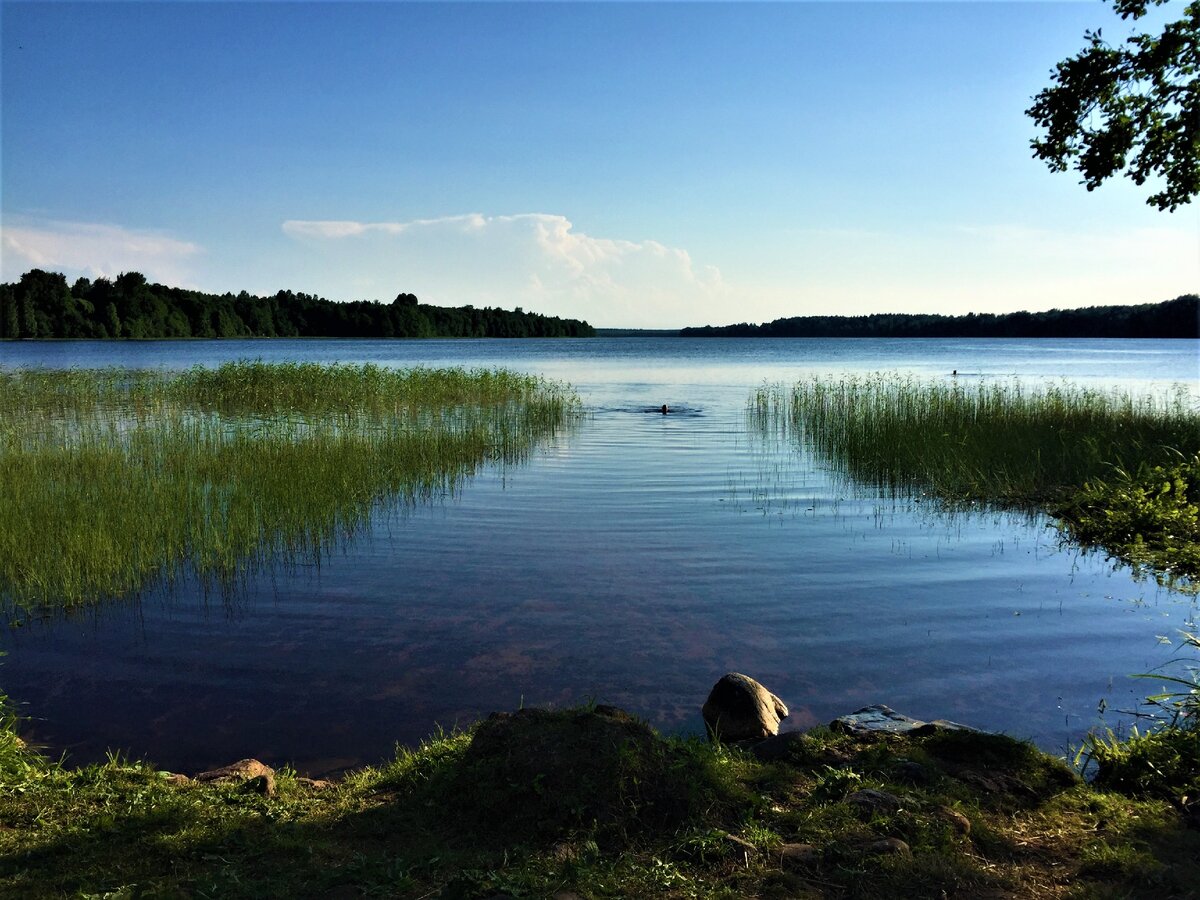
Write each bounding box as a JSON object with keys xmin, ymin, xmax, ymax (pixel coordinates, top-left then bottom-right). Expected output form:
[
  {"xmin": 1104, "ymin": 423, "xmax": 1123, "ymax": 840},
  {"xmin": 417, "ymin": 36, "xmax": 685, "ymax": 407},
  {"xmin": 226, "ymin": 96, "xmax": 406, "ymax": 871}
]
[{"xmin": 1, "ymin": 336, "xmax": 1197, "ymax": 776}]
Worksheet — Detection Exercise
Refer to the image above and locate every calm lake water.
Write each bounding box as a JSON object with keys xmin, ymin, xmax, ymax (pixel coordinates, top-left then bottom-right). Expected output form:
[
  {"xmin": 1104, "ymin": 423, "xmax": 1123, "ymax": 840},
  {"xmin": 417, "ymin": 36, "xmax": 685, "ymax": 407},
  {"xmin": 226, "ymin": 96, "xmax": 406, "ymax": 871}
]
[{"xmin": 1, "ymin": 337, "xmax": 1198, "ymax": 776}]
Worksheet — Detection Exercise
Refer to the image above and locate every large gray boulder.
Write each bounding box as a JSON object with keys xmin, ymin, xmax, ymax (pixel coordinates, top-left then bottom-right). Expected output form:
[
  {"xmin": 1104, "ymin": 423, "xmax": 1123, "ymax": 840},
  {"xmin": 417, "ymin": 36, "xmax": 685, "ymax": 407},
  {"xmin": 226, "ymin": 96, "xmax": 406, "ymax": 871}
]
[{"xmin": 702, "ymin": 672, "xmax": 788, "ymax": 742}]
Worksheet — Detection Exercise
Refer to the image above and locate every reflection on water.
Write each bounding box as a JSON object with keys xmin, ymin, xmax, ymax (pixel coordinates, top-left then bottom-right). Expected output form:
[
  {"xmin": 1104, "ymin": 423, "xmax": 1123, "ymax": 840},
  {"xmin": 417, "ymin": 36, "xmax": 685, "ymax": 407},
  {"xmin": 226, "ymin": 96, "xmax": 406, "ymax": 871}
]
[{"xmin": 1, "ymin": 337, "xmax": 1198, "ymax": 776}]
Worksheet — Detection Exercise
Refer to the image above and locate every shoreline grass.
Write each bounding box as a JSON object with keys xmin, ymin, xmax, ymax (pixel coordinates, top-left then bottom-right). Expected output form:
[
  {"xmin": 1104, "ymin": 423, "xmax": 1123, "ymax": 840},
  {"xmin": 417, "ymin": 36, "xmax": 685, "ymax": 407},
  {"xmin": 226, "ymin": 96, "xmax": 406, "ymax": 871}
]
[
  {"xmin": 1, "ymin": 700, "xmax": 1197, "ymax": 898},
  {"xmin": 752, "ymin": 374, "xmax": 1200, "ymax": 588},
  {"xmin": 0, "ymin": 362, "xmax": 580, "ymax": 614}
]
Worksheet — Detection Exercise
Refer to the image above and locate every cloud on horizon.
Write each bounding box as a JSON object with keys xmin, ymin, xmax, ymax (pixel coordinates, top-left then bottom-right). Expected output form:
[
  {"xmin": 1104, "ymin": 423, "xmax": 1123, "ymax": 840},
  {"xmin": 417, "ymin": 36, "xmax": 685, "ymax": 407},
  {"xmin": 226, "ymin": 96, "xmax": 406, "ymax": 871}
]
[
  {"xmin": 281, "ymin": 213, "xmax": 724, "ymax": 327},
  {"xmin": 1, "ymin": 218, "xmax": 202, "ymax": 285}
]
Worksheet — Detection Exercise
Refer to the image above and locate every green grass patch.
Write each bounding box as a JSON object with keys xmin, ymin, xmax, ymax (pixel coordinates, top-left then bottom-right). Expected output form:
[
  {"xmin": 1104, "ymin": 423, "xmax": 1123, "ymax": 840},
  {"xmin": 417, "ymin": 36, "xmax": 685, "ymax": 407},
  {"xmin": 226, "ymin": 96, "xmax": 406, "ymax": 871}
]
[
  {"xmin": 3, "ymin": 702, "xmax": 1196, "ymax": 898},
  {"xmin": 752, "ymin": 375, "xmax": 1200, "ymax": 587},
  {"xmin": 0, "ymin": 362, "xmax": 579, "ymax": 613}
]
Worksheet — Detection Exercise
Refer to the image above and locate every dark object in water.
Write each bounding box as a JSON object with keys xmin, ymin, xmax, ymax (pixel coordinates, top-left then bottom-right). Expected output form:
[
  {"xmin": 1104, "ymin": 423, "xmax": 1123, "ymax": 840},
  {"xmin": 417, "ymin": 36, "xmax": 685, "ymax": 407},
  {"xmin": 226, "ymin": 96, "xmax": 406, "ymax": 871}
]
[{"xmin": 661, "ymin": 404, "xmax": 669, "ymax": 414}]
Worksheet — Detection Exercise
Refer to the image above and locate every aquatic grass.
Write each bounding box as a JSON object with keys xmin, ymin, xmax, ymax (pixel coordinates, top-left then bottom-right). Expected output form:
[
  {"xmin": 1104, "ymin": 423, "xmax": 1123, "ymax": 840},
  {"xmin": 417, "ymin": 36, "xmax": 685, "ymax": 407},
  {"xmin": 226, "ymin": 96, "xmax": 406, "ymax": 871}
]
[
  {"xmin": 751, "ymin": 374, "xmax": 1200, "ymax": 587},
  {"xmin": 752, "ymin": 375, "xmax": 1198, "ymax": 505},
  {"xmin": 0, "ymin": 362, "xmax": 579, "ymax": 612}
]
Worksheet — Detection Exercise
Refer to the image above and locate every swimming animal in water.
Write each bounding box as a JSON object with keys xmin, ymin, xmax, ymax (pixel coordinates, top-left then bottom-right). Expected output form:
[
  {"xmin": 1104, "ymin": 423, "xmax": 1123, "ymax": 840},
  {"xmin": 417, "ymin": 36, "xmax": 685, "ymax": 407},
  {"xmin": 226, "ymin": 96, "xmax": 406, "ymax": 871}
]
[{"xmin": 660, "ymin": 404, "xmax": 669, "ymax": 414}]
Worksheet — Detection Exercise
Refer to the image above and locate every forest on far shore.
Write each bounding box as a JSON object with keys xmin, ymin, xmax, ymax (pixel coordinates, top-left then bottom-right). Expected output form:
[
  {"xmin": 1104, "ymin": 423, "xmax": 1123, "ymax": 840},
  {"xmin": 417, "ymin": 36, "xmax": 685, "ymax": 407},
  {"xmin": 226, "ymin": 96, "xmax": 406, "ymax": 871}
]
[
  {"xmin": 680, "ymin": 295, "xmax": 1199, "ymax": 339},
  {"xmin": 0, "ymin": 269, "xmax": 595, "ymax": 340},
  {"xmin": 3, "ymin": 268, "xmax": 1195, "ymax": 341}
]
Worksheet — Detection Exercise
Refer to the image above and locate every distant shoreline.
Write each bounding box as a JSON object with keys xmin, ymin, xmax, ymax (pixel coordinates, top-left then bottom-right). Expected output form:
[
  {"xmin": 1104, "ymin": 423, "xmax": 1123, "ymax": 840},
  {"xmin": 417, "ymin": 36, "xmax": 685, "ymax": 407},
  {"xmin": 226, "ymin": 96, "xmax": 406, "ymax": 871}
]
[
  {"xmin": 679, "ymin": 294, "xmax": 1198, "ymax": 340},
  {"xmin": 681, "ymin": 294, "xmax": 1195, "ymax": 340}
]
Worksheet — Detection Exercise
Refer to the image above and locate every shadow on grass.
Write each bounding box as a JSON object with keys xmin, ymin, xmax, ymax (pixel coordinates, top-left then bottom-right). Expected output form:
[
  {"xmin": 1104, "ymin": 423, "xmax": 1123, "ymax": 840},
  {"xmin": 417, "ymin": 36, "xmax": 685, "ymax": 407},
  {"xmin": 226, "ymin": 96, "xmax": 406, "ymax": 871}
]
[{"xmin": 2, "ymin": 708, "xmax": 1198, "ymax": 899}]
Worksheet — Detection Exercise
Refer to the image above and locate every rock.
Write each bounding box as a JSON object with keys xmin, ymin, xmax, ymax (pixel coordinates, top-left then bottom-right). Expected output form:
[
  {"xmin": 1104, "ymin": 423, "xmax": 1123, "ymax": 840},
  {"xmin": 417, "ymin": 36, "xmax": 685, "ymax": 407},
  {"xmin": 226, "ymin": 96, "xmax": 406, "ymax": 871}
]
[
  {"xmin": 750, "ymin": 730, "xmax": 808, "ymax": 762},
  {"xmin": 163, "ymin": 773, "xmax": 191, "ymax": 786},
  {"xmin": 860, "ymin": 837, "xmax": 912, "ymax": 857},
  {"xmin": 832, "ymin": 704, "xmax": 977, "ymax": 737},
  {"xmin": 702, "ymin": 673, "xmax": 788, "ymax": 742},
  {"xmin": 452, "ymin": 705, "xmax": 702, "ymax": 840},
  {"xmin": 846, "ymin": 788, "xmax": 904, "ymax": 815},
  {"xmin": 936, "ymin": 806, "xmax": 971, "ymax": 835},
  {"xmin": 778, "ymin": 842, "xmax": 821, "ymax": 869},
  {"xmin": 296, "ymin": 777, "xmax": 335, "ymax": 791},
  {"xmin": 195, "ymin": 758, "xmax": 276, "ymax": 797}
]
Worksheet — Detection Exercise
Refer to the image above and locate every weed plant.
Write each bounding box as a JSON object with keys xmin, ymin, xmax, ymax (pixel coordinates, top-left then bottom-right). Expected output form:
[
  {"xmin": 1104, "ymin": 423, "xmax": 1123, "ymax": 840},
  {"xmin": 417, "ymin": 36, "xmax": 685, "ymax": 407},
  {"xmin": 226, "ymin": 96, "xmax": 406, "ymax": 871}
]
[
  {"xmin": 752, "ymin": 375, "xmax": 1197, "ymax": 504},
  {"xmin": 1078, "ymin": 631, "xmax": 1200, "ymax": 806},
  {"xmin": 753, "ymin": 374, "xmax": 1200, "ymax": 585},
  {"xmin": 0, "ymin": 362, "xmax": 579, "ymax": 613}
]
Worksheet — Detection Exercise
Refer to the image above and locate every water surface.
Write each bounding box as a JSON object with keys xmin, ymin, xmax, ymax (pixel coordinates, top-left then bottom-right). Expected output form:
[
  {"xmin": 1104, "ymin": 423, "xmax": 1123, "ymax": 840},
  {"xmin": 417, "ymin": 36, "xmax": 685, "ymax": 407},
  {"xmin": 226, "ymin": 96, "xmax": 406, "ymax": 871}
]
[{"xmin": 1, "ymin": 337, "xmax": 1197, "ymax": 775}]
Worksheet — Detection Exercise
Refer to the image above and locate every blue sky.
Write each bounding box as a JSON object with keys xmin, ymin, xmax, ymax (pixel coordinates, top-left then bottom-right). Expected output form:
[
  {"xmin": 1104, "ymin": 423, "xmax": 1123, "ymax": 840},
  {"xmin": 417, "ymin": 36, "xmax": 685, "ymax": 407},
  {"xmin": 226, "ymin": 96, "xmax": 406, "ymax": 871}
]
[{"xmin": 2, "ymin": 1, "xmax": 1196, "ymax": 328}]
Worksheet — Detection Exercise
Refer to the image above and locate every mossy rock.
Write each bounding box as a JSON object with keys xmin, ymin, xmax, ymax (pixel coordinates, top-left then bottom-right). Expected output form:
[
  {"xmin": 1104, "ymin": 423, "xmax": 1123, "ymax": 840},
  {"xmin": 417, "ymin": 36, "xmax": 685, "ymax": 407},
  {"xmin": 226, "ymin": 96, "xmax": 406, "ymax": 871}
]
[
  {"xmin": 446, "ymin": 705, "xmax": 733, "ymax": 844},
  {"xmin": 917, "ymin": 728, "xmax": 1078, "ymax": 804}
]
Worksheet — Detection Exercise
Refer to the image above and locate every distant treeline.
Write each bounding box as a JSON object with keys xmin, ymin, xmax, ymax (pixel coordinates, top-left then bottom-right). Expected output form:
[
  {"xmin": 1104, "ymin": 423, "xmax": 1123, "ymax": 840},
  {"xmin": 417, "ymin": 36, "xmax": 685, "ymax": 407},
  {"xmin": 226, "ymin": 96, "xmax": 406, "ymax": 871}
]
[
  {"xmin": 680, "ymin": 295, "xmax": 1200, "ymax": 339},
  {"xmin": 0, "ymin": 269, "xmax": 595, "ymax": 340}
]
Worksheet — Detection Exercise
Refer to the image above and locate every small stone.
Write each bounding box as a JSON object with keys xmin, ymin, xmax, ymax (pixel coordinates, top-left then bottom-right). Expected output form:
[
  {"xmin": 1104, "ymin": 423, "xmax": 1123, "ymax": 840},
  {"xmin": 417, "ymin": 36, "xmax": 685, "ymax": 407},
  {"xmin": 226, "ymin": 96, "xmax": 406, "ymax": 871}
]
[
  {"xmin": 778, "ymin": 842, "xmax": 821, "ymax": 869},
  {"xmin": 936, "ymin": 806, "xmax": 971, "ymax": 835},
  {"xmin": 861, "ymin": 837, "xmax": 911, "ymax": 856},
  {"xmin": 702, "ymin": 673, "xmax": 789, "ymax": 742},
  {"xmin": 195, "ymin": 758, "xmax": 276, "ymax": 797},
  {"xmin": 846, "ymin": 788, "xmax": 903, "ymax": 815},
  {"xmin": 296, "ymin": 777, "xmax": 335, "ymax": 791},
  {"xmin": 162, "ymin": 773, "xmax": 191, "ymax": 786}
]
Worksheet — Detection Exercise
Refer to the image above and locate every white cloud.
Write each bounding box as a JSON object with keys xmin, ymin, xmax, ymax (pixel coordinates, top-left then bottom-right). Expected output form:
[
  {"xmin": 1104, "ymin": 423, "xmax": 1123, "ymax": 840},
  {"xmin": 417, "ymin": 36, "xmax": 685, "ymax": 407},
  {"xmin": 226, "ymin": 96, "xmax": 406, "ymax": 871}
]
[
  {"xmin": 0, "ymin": 218, "xmax": 202, "ymax": 285},
  {"xmin": 280, "ymin": 213, "xmax": 724, "ymax": 327}
]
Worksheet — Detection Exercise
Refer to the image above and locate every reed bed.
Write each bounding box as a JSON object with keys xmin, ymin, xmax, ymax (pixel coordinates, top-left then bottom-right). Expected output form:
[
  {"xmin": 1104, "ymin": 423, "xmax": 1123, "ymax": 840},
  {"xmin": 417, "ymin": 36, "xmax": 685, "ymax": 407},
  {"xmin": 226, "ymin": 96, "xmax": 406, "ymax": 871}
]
[
  {"xmin": 0, "ymin": 362, "xmax": 579, "ymax": 612},
  {"xmin": 751, "ymin": 375, "xmax": 1199, "ymax": 504}
]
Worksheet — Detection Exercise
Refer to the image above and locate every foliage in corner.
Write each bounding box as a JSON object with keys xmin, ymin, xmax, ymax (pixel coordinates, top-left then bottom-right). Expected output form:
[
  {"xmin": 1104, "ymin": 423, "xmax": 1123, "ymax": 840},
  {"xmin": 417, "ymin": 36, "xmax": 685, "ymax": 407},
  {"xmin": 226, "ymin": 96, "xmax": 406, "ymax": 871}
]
[{"xmin": 1027, "ymin": 0, "xmax": 1199, "ymax": 210}]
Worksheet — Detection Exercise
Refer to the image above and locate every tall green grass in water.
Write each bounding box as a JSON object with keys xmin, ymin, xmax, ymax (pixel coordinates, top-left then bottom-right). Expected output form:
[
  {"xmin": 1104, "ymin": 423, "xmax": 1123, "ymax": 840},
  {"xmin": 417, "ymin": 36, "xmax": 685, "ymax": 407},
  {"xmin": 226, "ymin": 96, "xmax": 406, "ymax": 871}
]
[
  {"xmin": 0, "ymin": 362, "xmax": 579, "ymax": 612},
  {"xmin": 752, "ymin": 375, "xmax": 1197, "ymax": 504},
  {"xmin": 752, "ymin": 374, "xmax": 1200, "ymax": 586}
]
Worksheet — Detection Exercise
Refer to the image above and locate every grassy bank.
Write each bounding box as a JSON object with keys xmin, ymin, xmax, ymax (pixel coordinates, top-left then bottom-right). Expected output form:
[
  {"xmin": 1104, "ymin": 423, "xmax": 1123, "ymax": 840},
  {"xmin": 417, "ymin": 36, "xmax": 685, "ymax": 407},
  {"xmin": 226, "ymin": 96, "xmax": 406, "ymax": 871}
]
[
  {"xmin": 0, "ymin": 362, "xmax": 579, "ymax": 614},
  {"xmin": 752, "ymin": 375, "xmax": 1200, "ymax": 588},
  {"xmin": 1, "ymin": 701, "xmax": 1197, "ymax": 898}
]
